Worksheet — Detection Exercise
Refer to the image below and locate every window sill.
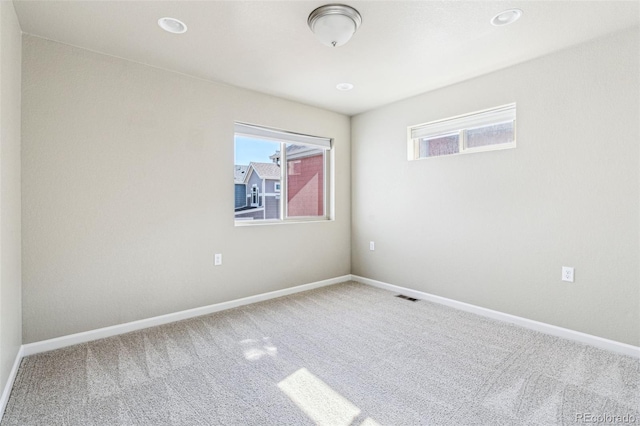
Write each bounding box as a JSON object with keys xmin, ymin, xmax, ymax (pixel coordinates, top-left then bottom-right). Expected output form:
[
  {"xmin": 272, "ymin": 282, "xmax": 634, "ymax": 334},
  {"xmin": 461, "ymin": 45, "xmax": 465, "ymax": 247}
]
[{"xmin": 234, "ymin": 217, "xmax": 333, "ymax": 227}]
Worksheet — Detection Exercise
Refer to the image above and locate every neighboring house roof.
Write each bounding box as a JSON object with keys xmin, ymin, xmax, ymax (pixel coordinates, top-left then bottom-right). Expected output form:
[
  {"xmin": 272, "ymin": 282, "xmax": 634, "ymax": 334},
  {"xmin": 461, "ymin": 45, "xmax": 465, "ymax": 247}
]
[
  {"xmin": 269, "ymin": 150, "xmax": 280, "ymax": 163},
  {"xmin": 246, "ymin": 162, "xmax": 281, "ymax": 181},
  {"xmin": 267, "ymin": 146, "xmax": 323, "ymax": 164},
  {"xmin": 286, "ymin": 144, "xmax": 322, "ymax": 160},
  {"xmin": 234, "ymin": 165, "xmax": 248, "ymax": 184}
]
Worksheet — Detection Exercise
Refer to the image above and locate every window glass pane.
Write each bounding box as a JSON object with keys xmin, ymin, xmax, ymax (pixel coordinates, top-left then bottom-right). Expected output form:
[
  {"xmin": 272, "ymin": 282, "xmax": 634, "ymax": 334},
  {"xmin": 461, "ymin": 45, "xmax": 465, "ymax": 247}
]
[
  {"xmin": 466, "ymin": 121, "xmax": 514, "ymax": 149},
  {"xmin": 234, "ymin": 136, "xmax": 281, "ymax": 221},
  {"xmin": 408, "ymin": 103, "xmax": 516, "ymax": 160},
  {"xmin": 286, "ymin": 144, "xmax": 324, "ymax": 218},
  {"xmin": 418, "ymin": 134, "xmax": 459, "ymax": 158}
]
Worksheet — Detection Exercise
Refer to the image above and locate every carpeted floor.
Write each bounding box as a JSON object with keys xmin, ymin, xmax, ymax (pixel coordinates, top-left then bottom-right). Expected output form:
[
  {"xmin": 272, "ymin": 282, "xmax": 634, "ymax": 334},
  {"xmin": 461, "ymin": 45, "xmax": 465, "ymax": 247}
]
[{"xmin": 2, "ymin": 281, "xmax": 639, "ymax": 425}]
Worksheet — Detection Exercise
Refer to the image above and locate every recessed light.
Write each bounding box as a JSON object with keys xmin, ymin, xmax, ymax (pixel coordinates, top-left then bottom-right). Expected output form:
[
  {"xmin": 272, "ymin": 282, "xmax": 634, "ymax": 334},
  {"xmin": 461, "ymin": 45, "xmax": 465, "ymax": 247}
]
[
  {"xmin": 336, "ymin": 83, "xmax": 354, "ymax": 91},
  {"xmin": 491, "ymin": 9, "xmax": 523, "ymax": 26},
  {"xmin": 158, "ymin": 17, "xmax": 187, "ymax": 34}
]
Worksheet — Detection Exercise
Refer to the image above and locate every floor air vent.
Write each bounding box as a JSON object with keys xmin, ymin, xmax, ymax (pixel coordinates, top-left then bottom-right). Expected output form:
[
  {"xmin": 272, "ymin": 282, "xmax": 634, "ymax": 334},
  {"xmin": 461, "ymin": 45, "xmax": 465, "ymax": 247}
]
[{"xmin": 396, "ymin": 294, "xmax": 418, "ymax": 302}]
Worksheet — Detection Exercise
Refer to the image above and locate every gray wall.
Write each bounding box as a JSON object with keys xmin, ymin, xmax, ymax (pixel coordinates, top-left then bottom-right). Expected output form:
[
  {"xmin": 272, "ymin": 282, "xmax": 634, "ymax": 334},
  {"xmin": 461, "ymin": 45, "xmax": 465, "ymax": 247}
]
[
  {"xmin": 234, "ymin": 184, "xmax": 246, "ymax": 209},
  {"xmin": 21, "ymin": 35, "xmax": 351, "ymax": 343},
  {"xmin": 0, "ymin": 1, "xmax": 22, "ymax": 390},
  {"xmin": 264, "ymin": 178, "xmax": 279, "ymax": 194},
  {"xmin": 351, "ymin": 28, "xmax": 639, "ymax": 346}
]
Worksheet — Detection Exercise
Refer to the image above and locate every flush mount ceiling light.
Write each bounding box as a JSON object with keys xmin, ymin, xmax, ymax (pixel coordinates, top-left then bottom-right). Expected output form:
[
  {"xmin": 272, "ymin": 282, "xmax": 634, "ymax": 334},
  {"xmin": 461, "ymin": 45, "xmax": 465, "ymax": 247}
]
[
  {"xmin": 158, "ymin": 17, "xmax": 187, "ymax": 34},
  {"xmin": 308, "ymin": 4, "xmax": 362, "ymax": 47},
  {"xmin": 491, "ymin": 9, "xmax": 523, "ymax": 26},
  {"xmin": 336, "ymin": 83, "xmax": 354, "ymax": 91}
]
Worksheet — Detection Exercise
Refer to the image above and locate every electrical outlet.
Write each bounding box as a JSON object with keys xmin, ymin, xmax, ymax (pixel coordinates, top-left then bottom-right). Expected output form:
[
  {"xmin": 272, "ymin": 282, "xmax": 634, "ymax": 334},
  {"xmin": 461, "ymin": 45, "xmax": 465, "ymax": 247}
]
[
  {"xmin": 215, "ymin": 254, "xmax": 222, "ymax": 266},
  {"xmin": 369, "ymin": 241, "xmax": 375, "ymax": 251},
  {"xmin": 562, "ymin": 266, "xmax": 574, "ymax": 282}
]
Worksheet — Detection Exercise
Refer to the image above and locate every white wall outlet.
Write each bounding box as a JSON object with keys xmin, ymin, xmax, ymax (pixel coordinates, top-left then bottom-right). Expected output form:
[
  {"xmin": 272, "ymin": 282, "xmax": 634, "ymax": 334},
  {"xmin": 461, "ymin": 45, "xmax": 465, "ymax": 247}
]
[
  {"xmin": 562, "ymin": 266, "xmax": 574, "ymax": 282},
  {"xmin": 214, "ymin": 254, "xmax": 222, "ymax": 266},
  {"xmin": 369, "ymin": 241, "xmax": 375, "ymax": 251}
]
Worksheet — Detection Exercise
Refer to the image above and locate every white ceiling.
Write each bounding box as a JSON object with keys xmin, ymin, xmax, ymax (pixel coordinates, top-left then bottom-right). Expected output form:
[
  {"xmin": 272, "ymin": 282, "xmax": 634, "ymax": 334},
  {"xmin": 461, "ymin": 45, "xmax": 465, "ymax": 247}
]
[{"xmin": 12, "ymin": 1, "xmax": 640, "ymax": 116}]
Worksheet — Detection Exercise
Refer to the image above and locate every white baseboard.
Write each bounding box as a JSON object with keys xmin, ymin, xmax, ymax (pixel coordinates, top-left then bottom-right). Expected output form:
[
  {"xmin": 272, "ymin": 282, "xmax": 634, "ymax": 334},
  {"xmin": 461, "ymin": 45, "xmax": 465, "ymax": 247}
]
[
  {"xmin": 7, "ymin": 272, "xmax": 635, "ymax": 423},
  {"xmin": 12, "ymin": 273, "xmax": 640, "ymax": 369},
  {"xmin": 0, "ymin": 346, "xmax": 24, "ymax": 417},
  {"xmin": 22, "ymin": 275, "xmax": 350, "ymax": 357},
  {"xmin": 351, "ymin": 275, "xmax": 640, "ymax": 359}
]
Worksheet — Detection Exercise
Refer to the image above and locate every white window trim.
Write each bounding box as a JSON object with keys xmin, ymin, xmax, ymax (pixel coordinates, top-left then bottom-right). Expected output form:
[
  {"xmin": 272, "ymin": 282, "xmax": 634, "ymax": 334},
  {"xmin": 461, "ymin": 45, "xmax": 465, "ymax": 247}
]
[
  {"xmin": 407, "ymin": 103, "xmax": 516, "ymax": 160},
  {"xmin": 235, "ymin": 122, "xmax": 331, "ymax": 149}
]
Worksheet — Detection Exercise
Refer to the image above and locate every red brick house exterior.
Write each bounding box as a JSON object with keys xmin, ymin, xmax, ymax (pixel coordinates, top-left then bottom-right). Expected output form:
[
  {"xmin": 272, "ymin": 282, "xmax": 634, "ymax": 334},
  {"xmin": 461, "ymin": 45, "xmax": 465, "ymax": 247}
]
[{"xmin": 286, "ymin": 145, "xmax": 324, "ymax": 217}]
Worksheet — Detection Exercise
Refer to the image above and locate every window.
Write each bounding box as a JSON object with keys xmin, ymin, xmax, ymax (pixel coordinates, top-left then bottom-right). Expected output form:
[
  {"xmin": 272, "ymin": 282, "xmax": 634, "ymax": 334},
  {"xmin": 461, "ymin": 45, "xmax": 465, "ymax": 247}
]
[
  {"xmin": 408, "ymin": 103, "xmax": 516, "ymax": 160},
  {"xmin": 250, "ymin": 185, "xmax": 259, "ymax": 207},
  {"xmin": 234, "ymin": 122, "xmax": 331, "ymax": 223}
]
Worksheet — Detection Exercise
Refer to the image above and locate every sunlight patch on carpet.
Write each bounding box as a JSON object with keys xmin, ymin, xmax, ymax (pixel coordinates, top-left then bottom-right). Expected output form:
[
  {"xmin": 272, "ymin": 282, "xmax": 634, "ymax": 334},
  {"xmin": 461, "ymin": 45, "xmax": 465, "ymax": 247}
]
[
  {"xmin": 278, "ymin": 368, "xmax": 379, "ymax": 426},
  {"xmin": 241, "ymin": 337, "xmax": 278, "ymax": 361}
]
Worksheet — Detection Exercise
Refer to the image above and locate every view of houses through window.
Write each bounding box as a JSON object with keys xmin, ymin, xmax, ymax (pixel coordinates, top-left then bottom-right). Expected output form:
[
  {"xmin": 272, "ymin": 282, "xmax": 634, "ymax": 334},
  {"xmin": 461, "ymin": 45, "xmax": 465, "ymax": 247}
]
[
  {"xmin": 409, "ymin": 103, "xmax": 516, "ymax": 160},
  {"xmin": 234, "ymin": 124, "xmax": 329, "ymax": 222}
]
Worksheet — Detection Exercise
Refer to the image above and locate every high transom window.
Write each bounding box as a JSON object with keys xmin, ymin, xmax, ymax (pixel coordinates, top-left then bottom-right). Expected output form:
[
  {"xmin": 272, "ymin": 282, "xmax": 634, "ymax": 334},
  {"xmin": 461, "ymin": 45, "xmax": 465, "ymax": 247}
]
[{"xmin": 408, "ymin": 103, "xmax": 516, "ymax": 160}]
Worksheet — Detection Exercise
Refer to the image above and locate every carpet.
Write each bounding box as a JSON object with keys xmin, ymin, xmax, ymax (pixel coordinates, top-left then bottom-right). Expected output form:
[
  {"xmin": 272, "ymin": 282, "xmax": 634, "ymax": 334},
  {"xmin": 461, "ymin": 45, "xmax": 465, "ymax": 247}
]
[{"xmin": 2, "ymin": 282, "xmax": 638, "ymax": 425}]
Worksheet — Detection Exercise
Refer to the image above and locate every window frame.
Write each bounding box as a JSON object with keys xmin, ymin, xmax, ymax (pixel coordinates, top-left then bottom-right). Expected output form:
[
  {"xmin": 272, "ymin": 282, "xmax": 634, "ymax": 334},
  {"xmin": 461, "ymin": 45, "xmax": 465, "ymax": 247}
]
[
  {"xmin": 234, "ymin": 122, "xmax": 332, "ymax": 226},
  {"xmin": 407, "ymin": 103, "xmax": 516, "ymax": 160}
]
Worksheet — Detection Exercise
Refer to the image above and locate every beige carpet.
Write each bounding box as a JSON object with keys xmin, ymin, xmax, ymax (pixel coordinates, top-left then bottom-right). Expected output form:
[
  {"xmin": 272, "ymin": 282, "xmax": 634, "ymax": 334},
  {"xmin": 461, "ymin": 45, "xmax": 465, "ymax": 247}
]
[{"xmin": 2, "ymin": 282, "xmax": 639, "ymax": 425}]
